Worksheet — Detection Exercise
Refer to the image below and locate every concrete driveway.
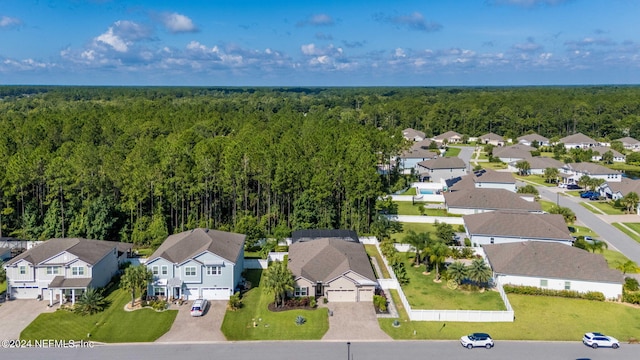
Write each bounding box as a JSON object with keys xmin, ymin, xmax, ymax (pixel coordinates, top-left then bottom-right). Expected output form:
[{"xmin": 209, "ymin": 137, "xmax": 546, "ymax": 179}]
[
  {"xmin": 0, "ymin": 299, "xmax": 56, "ymax": 339},
  {"xmin": 155, "ymin": 300, "xmax": 227, "ymax": 342},
  {"xmin": 322, "ymin": 302, "xmax": 391, "ymax": 341}
]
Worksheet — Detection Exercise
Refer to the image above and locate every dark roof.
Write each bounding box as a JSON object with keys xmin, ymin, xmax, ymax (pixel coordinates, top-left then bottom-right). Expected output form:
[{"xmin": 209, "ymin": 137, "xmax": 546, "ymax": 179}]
[
  {"xmin": 292, "ymin": 229, "xmax": 359, "ymax": 243},
  {"xmin": 483, "ymin": 241, "xmax": 623, "ymax": 283},
  {"xmin": 607, "ymin": 177, "xmax": 640, "ymax": 196},
  {"xmin": 565, "ymin": 162, "xmax": 620, "ymax": 176},
  {"xmin": 6, "ymin": 238, "xmax": 130, "ymax": 266},
  {"xmin": 417, "ymin": 157, "xmax": 467, "ymax": 170},
  {"xmin": 149, "ymin": 228, "xmax": 245, "ymax": 264},
  {"xmin": 463, "ymin": 211, "xmax": 573, "ymax": 242},
  {"xmin": 444, "ymin": 188, "xmax": 541, "ymax": 212},
  {"xmin": 511, "ymin": 156, "xmax": 563, "ymax": 170},
  {"xmin": 559, "ymin": 133, "xmax": 597, "ymax": 144},
  {"xmin": 473, "ymin": 169, "xmax": 515, "ymax": 184},
  {"xmin": 492, "ymin": 144, "xmax": 535, "ymax": 159},
  {"xmin": 517, "ymin": 133, "xmax": 549, "ymax": 143},
  {"xmin": 49, "ymin": 276, "xmax": 93, "ymax": 289},
  {"xmin": 288, "ymin": 232, "xmax": 376, "ymax": 283}
]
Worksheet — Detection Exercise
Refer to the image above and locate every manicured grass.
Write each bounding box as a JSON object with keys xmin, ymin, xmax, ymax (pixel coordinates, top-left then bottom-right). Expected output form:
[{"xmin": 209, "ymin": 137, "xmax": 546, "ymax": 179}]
[
  {"xmin": 622, "ymin": 222, "xmax": 640, "ymax": 234},
  {"xmin": 444, "ymin": 147, "xmax": 461, "ymax": 157},
  {"xmin": 571, "ymin": 225, "xmax": 600, "ymax": 239},
  {"xmin": 400, "ymin": 255, "xmax": 505, "ymax": 310},
  {"xmin": 601, "ymin": 249, "xmax": 640, "ymax": 273},
  {"xmin": 21, "ymin": 287, "xmax": 177, "ymax": 342},
  {"xmin": 380, "ymin": 294, "xmax": 640, "ymax": 341},
  {"xmin": 566, "ymin": 190, "xmax": 581, "ymax": 197},
  {"xmin": 221, "ymin": 270, "xmax": 328, "ymax": 340},
  {"xmin": 399, "ymin": 187, "xmax": 417, "ymax": 196},
  {"xmin": 133, "ymin": 247, "xmax": 154, "ymax": 257},
  {"xmin": 394, "ymin": 202, "xmax": 450, "ymax": 216},
  {"xmin": 244, "ymin": 251, "xmax": 262, "ymax": 259},
  {"xmin": 391, "ymin": 223, "xmax": 438, "ymax": 242},
  {"xmin": 479, "ymin": 162, "xmax": 508, "ymax": 170},
  {"xmin": 538, "ymin": 200, "xmax": 556, "ymax": 213},
  {"xmin": 0, "ymin": 281, "xmax": 6, "ymax": 295},
  {"xmin": 513, "ymin": 174, "xmax": 556, "ymax": 187},
  {"xmin": 612, "ymin": 223, "xmax": 640, "ymax": 244},
  {"xmin": 580, "ymin": 201, "xmax": 625, "ymax": 215},
  {"xmin": 365, "ymin": 244, "xmax": 391, "ymax": 278}
]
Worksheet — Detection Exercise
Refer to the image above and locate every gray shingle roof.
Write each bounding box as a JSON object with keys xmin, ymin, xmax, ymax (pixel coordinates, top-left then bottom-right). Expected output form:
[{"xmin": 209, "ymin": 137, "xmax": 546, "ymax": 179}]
[
  {"xmin": 417, "ymin": 157, "xmax": 467, "ymax": 170},
  {"xmin": 400, "ymin": 147, "xmax": 439, "ymax": 159},
  {"xmin": 511, "ymin": 156, "xmax": 563, "ymax": 170},
  {"xmin": 559, "ymin": 133, "xmax": 597, "ymax": 144},
  {"xmin": 590, "ymin": 146, "xmax": 624, "ymax": 158},
  {"xmin": 480, "ymin": 132, "xmax": 504, "ymax": 141},
  {"xmin": 607, "ymin": 177, "xmax": 640, "ymax": 196},
  {"xmin": 483, "ymin": 241, "xmax": 623, "ymax": 283},
  {"xmin": 517, "ymin": 133, "xmax": 549, "ymax": 143},
  {"xmin": 149, "ymin": 228, "xmax": 245, "ymax": 264},
  {"xmin": 433, "ymin": 131, "xmax": 462, "ymax": 141},
  {"xmin": 6, "ymin": 238, "xmax": 131, "ymax": 266},
  {"xmin": 403, "ymin": 128, "xmax": 426, "ymax": 140},
  {"xmin": 444, "ymin": 189, "xmax": 541, "ymax": 212},
  {"xmin": 288, "ymin": 231, "xmax": 376, "ymax": 283},
  {"xmin": 565, "ymin": 162, "xmax": 620, "ymax": 175},
  {"xmin": 493, "ymin": 144, "xmax": 535, "ymax": 159},
  {"xmin": 463, "ymin": 211, "xmax": 573, "ymax": 242},
  {"xmin": 616, "ymin": 136, "xmax": 640, "ymax": 146},
  {"xmin": 473, "ymin": 169, "xmax": 515, "ymax": 184}
]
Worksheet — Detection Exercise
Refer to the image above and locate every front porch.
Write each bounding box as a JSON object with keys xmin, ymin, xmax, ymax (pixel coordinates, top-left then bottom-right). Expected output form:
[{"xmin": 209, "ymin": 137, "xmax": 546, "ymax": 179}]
[
  {"xmin": 47, "ymin": 276, "xmax": 91, "ymax": 307},
  {"xmin": 151, "ymin": 277, "xmax": 184, "ymax": 303}
]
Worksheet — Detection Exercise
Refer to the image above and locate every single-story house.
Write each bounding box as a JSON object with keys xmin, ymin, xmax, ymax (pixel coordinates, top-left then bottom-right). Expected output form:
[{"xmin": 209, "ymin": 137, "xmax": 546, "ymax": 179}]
[
  {"xmin": 492, "ymin": 144, "xmax": 535, "ymax": 163},
  {"xmin": 410, "ymin": 138, "xmax": 436, "ymax": 151},
  {"xmin": 288, "ymin": 229, "xmax": 378, "ymax": 302},
  {"xmin": 599, "ymin": 177, "xmax": 640, "ymax": 201},
  {"xmin": 444, "ymin": 188, "xmax": 542, "ymax": 215},
  {"xmin": 479, "ymin": 132, "xmax": 505, "ymax": 146},
  {"xmin": 483, "ymin": 241, "xmax": 624, "ymax": 299},
  {"xmin": 507, "ymin": 156, "xmax": 564, "ymax": 176},
  {"xmin": 450, "ymin": 169, "xmax": 517, "ymax": 192},
  {"xmin": 590, "ymin": 146, "xmax": 625, "ymax": 163},
  {"xmin": 416, "ymin": 157, "xmax": 468, "ymax": 182},
  {"xmin": 146, "ymin": 228, "xmax": 245, "ymax": 301},
  {"xmin": 3, "ymin": 238, "xmax": 132, "ymax": 306},
  {"xmin": 517, "ymin": 133, "xmax": 550, "ymax": 147},
  {"xmin": 616, "ymin": 136, "xmax": 640, "ymax": 152},
  {"xmin": 560, "ymin": 162, "xmax": 622, "ymax": 184},
  {"xmin": 403, "ymin": 128, "xmax": 426, "ymax": 142},
  {"xmin": 463, "ymin": 211, "xmax": 574, "ymax": 247},
  {"xmin": 559, "ymin": 133, "xmax": 599, "ymax": 149},
  {"xmin": 433, "ymin": 131, "xmax": 463, "ymax": 145}
]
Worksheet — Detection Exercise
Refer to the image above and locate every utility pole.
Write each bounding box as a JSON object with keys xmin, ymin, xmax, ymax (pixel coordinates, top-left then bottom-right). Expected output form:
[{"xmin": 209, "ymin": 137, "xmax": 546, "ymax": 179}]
[{"xmin": 347, "ymin": 342, "xmax": 351, "ymax": 360}]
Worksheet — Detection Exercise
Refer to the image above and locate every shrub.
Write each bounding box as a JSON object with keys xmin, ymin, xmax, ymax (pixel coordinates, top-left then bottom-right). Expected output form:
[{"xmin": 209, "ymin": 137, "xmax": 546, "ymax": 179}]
[
  {"xmin": 623, "ymin": 291, "xmax": 640, "ymax": 304},
  {"xmin": 461, "ymin": 246, "xmax": 475, "ymax": 258},
  {"xmin": 149, "ymin": 299, "xmax": 168, "ymax": 311},
  {"xmin": 503, "ymin": 285, "xmax": 605, "ymax": 301},
  {"xmin": 464, "ymin": 238, "xmax": 472, "ymax": 247},
  {"xmin": 309, "ymin": 296, "xmax": 316, "ymax": 308},
  {"xmin": 373, "ymin": 294, "xmax": 387, "ymax": 313},
  {"xmin": 625, "ymin": 277, "xmax": 639, "ymax": 291},
  {"xmin": 295, "ymin": 315, "xmax": 306, "ymax": 325},
  {"xmin": 228, "ymin": 292, "xmax": 242, "ymax": 311}
]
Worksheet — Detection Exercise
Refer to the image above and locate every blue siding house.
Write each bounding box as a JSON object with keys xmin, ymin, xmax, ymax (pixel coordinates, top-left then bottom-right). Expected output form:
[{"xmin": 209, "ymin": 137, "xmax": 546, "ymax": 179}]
[{"xmin": 146, "ymin": 228, "xmax": 245, "ymax": 300}]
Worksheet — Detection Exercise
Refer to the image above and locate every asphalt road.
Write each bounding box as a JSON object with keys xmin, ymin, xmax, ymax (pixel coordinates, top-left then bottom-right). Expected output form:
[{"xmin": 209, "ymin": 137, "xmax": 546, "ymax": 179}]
[
  {"xmin": 536, "ymin": 185, "xmax": 640, "ymax": 265},
  {"xmin": 2, "ymin": 341, "xmax": 636, "ymax": 360}
]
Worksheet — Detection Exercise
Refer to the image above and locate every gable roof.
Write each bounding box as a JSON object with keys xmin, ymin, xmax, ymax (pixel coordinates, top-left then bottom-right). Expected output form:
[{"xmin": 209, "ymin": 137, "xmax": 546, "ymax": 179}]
[
  {"xmin": 606, "ymin": 177, "xmax": 640, "ymax": 196},
  {"xmin": 417, "ymin": 157, "xmax": 467, "ymax": 170},
  {"xmin": 409, "ymin": 139, "xmax": 435, "ymax": 151},
  {"xmin": 402, "ymin": 128, "xmax": 426, "ymax": 141},
  {"xmin": 292, "ymin": 229, "xmax": 359, "ymax": 243},
  {"xmin": 463, "ymin": 211, "xmax": 573, "ymax": 242},
  {"xmin": 559, "ymin": 133, "xmax": 597, "ymax": 145},
  {"xmin": 448, "ymin": 169, "xmax": 516, "ymax": 191},
  {"xmin": 616, "ymin": 136, "xmax": 640, "ymax": 146},
  {"xmin": 288, "ymin": 230, "xmax": 376, "ymax": 284},
  {"xmin": 565, "ymin": 162, "xmax": 621, "ymax": 176},
  {"xmin": 400, "ymin": 147, "xmax": 439, "ymax": 159},
  {"xmin": 590, "ymin": 146, "xmax": 624, "ymax": 158},
  {"xmin": 483, "ymin": 241, "xmax": 623, "ymax": 283},
  {"xmin": 6, "ymin": 238, "xmax": 131, "ymax": 266},
  {"xmin": 149, "ymin": 228, "xmax": 245, "ymax": 264},
  {"xmin": 444, "ymin": 188, "xmax": 541, "ymax": 212},
  {"xmin": 517, "ymin": 133, "xmax": 549, "ymax": 143},
  {"xmin": 433, "ymin": 131, "xmax": 462, "ymax": 141},
  {"xmin": 493, "ymin": 144, "xmax": 535, "ymax": 159},
  {"xmin": 512, "ymin": 156, "xmax": 563, "ymax": 170},
  {"xmin": 480, "ymin": 132, "xmax": 504, "ymax": 141}
]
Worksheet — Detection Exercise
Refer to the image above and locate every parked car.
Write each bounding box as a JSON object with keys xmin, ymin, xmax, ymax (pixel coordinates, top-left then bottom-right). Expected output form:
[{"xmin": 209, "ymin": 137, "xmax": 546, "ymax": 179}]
[
  {"xmin": 580, "ymin": 191, "xmax": 598, "ymax": 198},
  {"xmin": 582, "ymin": 332, "xmax": 620, "ymax": 349},
  {"xmin": 190, "ymin": 299, "xmax": 209, "ymax": 317},
  {"xmin": 589, "ymin": 195, "xmax": 600, "ymax": 201},
  {"xmin": 566, "ymin": 184, "xmax": 582, "ymax": 190},
  {"xmin": 460, "ymin": 333, "xmax": 494, "ymax": 349}
]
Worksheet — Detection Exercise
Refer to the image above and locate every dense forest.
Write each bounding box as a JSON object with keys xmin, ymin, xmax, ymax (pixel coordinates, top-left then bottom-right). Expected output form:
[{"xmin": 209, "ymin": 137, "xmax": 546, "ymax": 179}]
[{"xmin": 1, "ymin": 86, "xmax": 640, "ymax": 247}]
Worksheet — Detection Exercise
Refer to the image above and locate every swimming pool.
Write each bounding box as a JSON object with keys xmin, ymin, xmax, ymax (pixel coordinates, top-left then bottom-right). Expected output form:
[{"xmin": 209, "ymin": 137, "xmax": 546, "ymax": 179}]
[{"xmin": 419, "ymin": 189, "xmax": 439, "ymax": 195}]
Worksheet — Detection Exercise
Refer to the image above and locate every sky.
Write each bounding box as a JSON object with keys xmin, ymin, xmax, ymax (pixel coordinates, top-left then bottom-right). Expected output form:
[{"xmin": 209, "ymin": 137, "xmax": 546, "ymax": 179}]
[{"xmin": 0, "ymin": 0, "xmax": 639, "ymax": 86}]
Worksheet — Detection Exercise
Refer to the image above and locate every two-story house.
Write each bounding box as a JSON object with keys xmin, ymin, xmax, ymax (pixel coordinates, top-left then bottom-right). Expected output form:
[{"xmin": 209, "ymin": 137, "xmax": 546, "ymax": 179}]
[{"xmin": 146, "ymin": 228, "xmax": 245, "ymax": 301}]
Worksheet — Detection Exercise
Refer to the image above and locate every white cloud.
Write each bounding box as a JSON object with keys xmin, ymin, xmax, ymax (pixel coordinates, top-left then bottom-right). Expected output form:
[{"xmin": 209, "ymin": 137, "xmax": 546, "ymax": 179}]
[
  {"xmin": 0, "ymin": 15, "xmax": 21, "ymax": 28},
  {"xmin": 96, "ymin": 28, "xmax": 130, "ymax": 52},
  {"xmin": 297, "ymin": 13, "xmax": 335, "ymax": 27},
  {"xmin": 160, "ymin": 13, "xmax": 198, "ymax": 33},
  {"xmin": 93, "ymin": 21, "xmax": 153, "ymax": 53}
]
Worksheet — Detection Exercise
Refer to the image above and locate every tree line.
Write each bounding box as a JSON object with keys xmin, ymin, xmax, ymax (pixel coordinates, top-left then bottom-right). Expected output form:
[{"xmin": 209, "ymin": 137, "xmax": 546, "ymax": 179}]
[{"xmin": 1, "ymin": 86, "xmax": 640, "ymax": 246}]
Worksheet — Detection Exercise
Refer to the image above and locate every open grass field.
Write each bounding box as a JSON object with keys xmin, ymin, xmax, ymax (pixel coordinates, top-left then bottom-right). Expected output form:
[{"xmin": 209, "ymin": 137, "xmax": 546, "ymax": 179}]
[
  {"xmin": 612, "ymin": 223, "xmax": 640, "ymax": 244},
  {"xmin": 380, "ymin": 294, "xmax": 640, "ymax": 341},
  {"xmin": 221, "ymin": 270, "xmax": 328, "ymax": 340},
  {"xmin": 399, "ymin": 255, "xmax": 505, "ymax": 311},
  {"xmin": 21, "ymin": 287, "xmax": 177, "ymax": 342}
]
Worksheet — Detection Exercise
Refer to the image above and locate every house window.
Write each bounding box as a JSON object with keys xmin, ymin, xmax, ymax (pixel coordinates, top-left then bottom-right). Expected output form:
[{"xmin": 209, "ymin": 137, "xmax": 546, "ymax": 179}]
[
  {"xmin": 154, "ymin": 287, "xmax": 166, "ymax": 297},
  {"xmin": 490, "ymin": 238, "xmax": 494, "ymax": 244},
  {"xmin": 152, "ymin": 266, "xmax": 159, "ymax": 275},
  {"xmin": 72, "ymin": 267, "xmax": 85, "ymax": 276},
  {"xmin": 564, "ymin": 281, "xmax": 571, "ymax": 290},
  {"xmin": 46, "ymin": 266, "xmax": 60, "ymax": 275},
  {"xmin": 185, "ymin": 266, "xmax": 197, "ymax": 276},
  {"xmin": 19, "ymin": 266, "xmax": 26, "ymax": 275},
  {"xmin": 161, "ymin": 266, "xmax": 168, "ymax": 275},
  {"xmin": 294, "ymin": 287, "xmax": 308, "ymax": 297},
  {"xmin": 540, "ymin": 279, "xmax": 548, "ymax": 288},
  {"xmin": 206, "ymin": 266, "xmax": 221, "ymax": 276}
]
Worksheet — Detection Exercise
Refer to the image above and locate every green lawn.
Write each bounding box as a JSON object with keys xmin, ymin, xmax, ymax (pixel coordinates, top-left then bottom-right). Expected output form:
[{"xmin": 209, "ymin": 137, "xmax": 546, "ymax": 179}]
[
  {"xmin": 622, "ymin": 222, "xmax": 640, "ymax": 234},
  {"xmin": 21, "ymin": 288, "xmax": 177, "ymax": 342},
  {"xmin": 566, "ymin": 190, "xmax": 581, "ymax": 197},
  {"xmin": 0, "ymin": 281, "xmax": 6, "ymax": 295},
  {"xmin": 539, "ymin": 200, "xmax": 556, "ymax": 212},
  {"xmin": 444, "ymin": 147, "xmax": 461, "ymax": 157},
  {"xmin": 394, "ymin": 202, "xmax": 450, "ymax": 216},
  {"xmin": 399, "ymin": 187, "xmax": 417, "ymax": 196},
  {"xmin": 365, "ymin": 245, "xmax": 391, "ymax": 278},
  {"xmin": 571, "ymin": 225, "xmax": 600, "ymax": 239},
  {"xmin": 513, "ymin": 174, "xmax": 555, "ymax": 187},
  {"xmin": 221, "ymin": 270, "xmax": 329, "ymax": 340},
  {"xmin": 601, "ymin": 249, "xmax": 640, "ymax": 273},
  {"xmin": 479, "ymin": 162, "xmax": 508, "ymax": 170},
  {"xmin": 380, "ymin": 294, "xmax": 640, "ymax": 341},
  {"xmin": 399, "ymin": 255, "xmax": 505, "ymax": 311},
  {"xmin": 580, "ymin": 201, "xmax": 625, "ymax": 215},
  {"xmin": 391, "ymin": 223, "xmax": 438, "ymax": 242},
  {"xmin": 612, "ymin": 223, "xmax": 640, "ymax": 244}
]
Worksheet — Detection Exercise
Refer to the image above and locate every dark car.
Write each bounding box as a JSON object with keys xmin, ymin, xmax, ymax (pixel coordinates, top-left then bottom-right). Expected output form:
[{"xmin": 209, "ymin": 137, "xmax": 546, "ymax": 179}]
[
  {"xmin": 580, "ymin": 191, "xmax": 598, "ymax": 198},
  {"xmin": 566, "ymin": 184, "xmax": 582, "ymax": 190}
]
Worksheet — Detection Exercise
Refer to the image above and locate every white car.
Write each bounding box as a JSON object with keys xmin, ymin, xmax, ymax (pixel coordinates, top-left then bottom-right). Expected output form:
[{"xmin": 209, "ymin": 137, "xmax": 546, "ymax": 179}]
[
  {"xmin": 460, "ymin": 333, "xmax": 494, "ymax": 349},
  {"xmin": 582, "ymin": 332, "xmax": 620, "ymax": 349},
  {"xmin": 190, "ymin": 299, "xmax": 209, "ymax": 317}
]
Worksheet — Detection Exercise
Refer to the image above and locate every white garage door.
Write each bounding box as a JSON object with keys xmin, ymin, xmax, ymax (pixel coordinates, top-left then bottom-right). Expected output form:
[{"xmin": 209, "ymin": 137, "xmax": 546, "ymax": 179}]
[
  {"xmin": 201, "ymin": 288, "xmax": 230, "ymax": 300},
  {"xmin": 184, "ymin": 287, "xmax": 199, "ymax": 300},
  {"xmin": 327, "ymin": 289, "xmax": 356, "ymax": 302},
  {"xmin": 11, "ymin": 286, "xmax": 39, "ymax": 299},
  {"xmin": 358, "ymin": 288, "xmax": 374, "ymax": 302}
]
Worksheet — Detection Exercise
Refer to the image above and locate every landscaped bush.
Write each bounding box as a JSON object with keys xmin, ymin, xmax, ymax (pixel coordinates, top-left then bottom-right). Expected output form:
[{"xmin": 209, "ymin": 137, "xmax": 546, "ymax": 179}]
[
  {"xmin": 284, "ymin": 297, "xmax": 310, "ymax": 308},
  {"xmin": 625, "ymin": 277, "xmax": 639, "ymax": 291},
  {"xmin": 503, "ymin": 285, "xmax": 605, "ymax": 301},
  {"xmin": 622, "ymin": 291, "xmax": 640, "ymax": 304},
  {"xmin": 373, "ymin": 294, "xmax": 387, "ymax": 313},
  {"xmin": 464, "ymin": 238, "xmax": 471, "ymax": 247},
  {"xmin": 295, "ymin": 315, "xmax": 306, "ymax": 325},
  {"xmin": 149, "ymin": 299, "xmax": 168, "ymax": 311},
  {"xmin": 228, "ymin": 292, "xmax": 243, "ymax": 311}
]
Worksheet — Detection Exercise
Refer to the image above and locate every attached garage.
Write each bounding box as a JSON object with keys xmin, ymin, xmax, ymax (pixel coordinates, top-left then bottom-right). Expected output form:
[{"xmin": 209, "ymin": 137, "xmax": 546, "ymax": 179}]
[
  {"xmin": 11, "ymin": 286, "xmax": 39, "ymax": 299},
  {"xmin": 358, "ymin": 288, "xmax": 374, "ymax": 302},
  {"xmin": 184, "ymin": 287, "xmax": 199, "ymax": 300},
  {"xmin": 326, "ymin": 289, "xmax": 356, "ymax": 302},
  {"xmin": 201, "ymin": 287, "xmax": 230, "ymax": 300}
]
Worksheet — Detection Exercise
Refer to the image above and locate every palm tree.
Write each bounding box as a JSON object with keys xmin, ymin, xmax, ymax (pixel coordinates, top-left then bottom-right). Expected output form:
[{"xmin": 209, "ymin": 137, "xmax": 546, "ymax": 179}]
[
  {"xmin": 543, "ymin": 167, "xmax": 559, "ymax": 184},
  {"xmin": 515, "ymin": 160, "xmax": 531, "ymax": 176},
  {"xmin": 262, "ymin": 260, "xmax": 295, "ymax": 308},
  {"xmin": 467, "ymin": 258, "xmax": 492, "ymax": 288},
  {"xmin": 622, "ymin": 192, "xmax": 639, "ymax": 214},
  {"xmin": 426, "ymin": 241, "xmax": 450, "ymax": 281},
  {"xmin": 74, "ymin": 287, "xmax": 108, "ymax": 315},
  {"xmin": 615, "ymin": 260, "xmax": 639, "ymax": 275},
  {"xmin": 577, "ymin": 175, "xmax": 591, "ymax": 190},
  {"xmin": 120, "ymin": 265, "xmax": 154, "ymax": 308},
  {"xmin": 447, "ymin": 261, "xmax": 468, "ymax": 285},
  {"xmin": 585, "ymin": 239, "xmax": 608, "ymax": 254},
  {"xmin": 404, "ymin": 230, "xmax": 430, "ymax": 266}
]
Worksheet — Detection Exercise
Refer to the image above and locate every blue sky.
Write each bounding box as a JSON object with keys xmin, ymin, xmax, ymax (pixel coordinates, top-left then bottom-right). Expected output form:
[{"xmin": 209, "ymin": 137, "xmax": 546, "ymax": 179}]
[{"xmin": 1, "ymin": 0, "xmax": 639, "ymax": 86}]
